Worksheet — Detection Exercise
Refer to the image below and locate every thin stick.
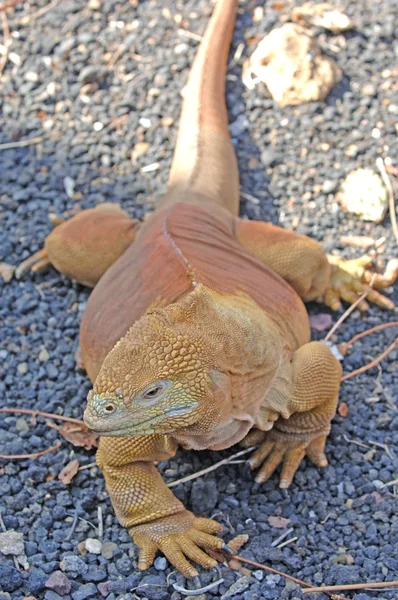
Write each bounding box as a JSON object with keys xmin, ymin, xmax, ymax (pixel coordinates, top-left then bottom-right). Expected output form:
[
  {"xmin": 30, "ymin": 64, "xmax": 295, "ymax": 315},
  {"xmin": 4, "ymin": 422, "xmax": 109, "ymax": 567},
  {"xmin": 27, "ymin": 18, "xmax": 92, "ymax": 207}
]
[
  {"xmin": 341, "ymin": 337, "xmax": 397, "ymax": 381},
  {"xmin": 65, "ymin": 508, "xmax": 79, "ymax": 542},
  {"xmin": 178, "ymin": 28, "xmax": 203, "ymax": 42},
  {"xmin": 20, "ymin": 0, "xmax": 61, "ymax": 22},
  {"xmin": 78, "ymin": 461, "xmax": 97, "ymax": 471},
  {"xmin": 377, "ymin": 157, "xmax": 398, "ymax": 247},
  {"xmin": 302, "ymin": 580, "xmax": 398, "ymax": 594},
  {"xmin": 277, "ymin": 536, "xmax": 297, "ymax": 549},
  {"xmin": 271, "ymin": 527, "xmax": 294, "ymax": 547},
  {"xmin": 0, "ymin": 441, "xmax": 61, "ymax": 459},
  {"xmin": 324, "ymin": 275, "xmax": 376, "ymax": 342},
  {"xmin": 97, "ymin": 506, "xmax": 103, "ymax": 540},
  {"xmin": 0, "ymin": 407, "xmax": 84, "ymax": 425},
  {"xmin": 0, "ymin": 10, "xmax": 10, "ymax": 74},
  {"xmin": 381, "ymin": 477, "xmax": 398, "ymax": 488},
  {"xmin": 167, "ymin": 447, "xmax": 254, "ymax": 488},
  {"xmin": 0, "ymin": 0, "xmax": 23, "ymax": 10},
  {"xmin": 0, "ymin": 136, "xmax": 44, "ymax": 150},
  {"xmin": 339, "ymin": 321, "xmax": 398, "ymax": 354},
  {"xmin": 229, "ymin": 555, "xmax": 350, "ymax": 600},
  {"xmin": 343, "ymin": 435, "xmax": 372, "ymax": 450}
]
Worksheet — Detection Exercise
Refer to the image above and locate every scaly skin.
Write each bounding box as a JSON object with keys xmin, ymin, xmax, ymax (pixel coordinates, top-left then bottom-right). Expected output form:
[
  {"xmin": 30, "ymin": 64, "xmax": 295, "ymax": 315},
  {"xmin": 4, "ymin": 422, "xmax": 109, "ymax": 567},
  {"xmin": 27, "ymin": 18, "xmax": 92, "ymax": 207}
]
[{"xmin": 19, "ymin": 0, "xmax": 397, "ymax": 578}]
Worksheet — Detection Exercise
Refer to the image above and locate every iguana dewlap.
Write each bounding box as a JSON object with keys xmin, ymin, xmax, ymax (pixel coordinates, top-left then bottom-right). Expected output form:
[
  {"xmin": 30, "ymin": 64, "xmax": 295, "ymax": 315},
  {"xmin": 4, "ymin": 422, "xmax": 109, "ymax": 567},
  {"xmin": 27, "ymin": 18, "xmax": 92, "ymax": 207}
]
[{"xmin": 23, "ymin": 0, "xmax": 396, "ymax": 579}]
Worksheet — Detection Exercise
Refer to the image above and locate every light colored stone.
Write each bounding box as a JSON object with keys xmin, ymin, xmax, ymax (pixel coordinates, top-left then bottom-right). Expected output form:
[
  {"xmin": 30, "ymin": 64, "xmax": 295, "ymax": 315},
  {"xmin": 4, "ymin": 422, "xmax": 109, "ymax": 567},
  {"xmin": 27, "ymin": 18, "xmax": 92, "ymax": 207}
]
[
  {"xmin": 243, "ymin": 23, "xmax": 342, "ymax": 106},
  {"xmin": 291, "ymin": 3, "xmax": 354, "ymax": 33},
  {"xmin": 338, "ymin": 169, "xmax": 388, "ymax": 222},
  {"xmin": 0, "ymin": 531, "xmax": 24, "ymax": 556},
  {"xmin": 84, "ymin": 537, "xmax": 102, "ymax": 554},
  {"xmin": 100, "ymin": 541, "xmax": 118, "ymax": 559},
  {"xmin": 0, "ymin": 263, "xmax": 15, "ymax": 283},
  {"xmin": 39, "ymin": 348, "xmax": 50, "ymax": 362}
]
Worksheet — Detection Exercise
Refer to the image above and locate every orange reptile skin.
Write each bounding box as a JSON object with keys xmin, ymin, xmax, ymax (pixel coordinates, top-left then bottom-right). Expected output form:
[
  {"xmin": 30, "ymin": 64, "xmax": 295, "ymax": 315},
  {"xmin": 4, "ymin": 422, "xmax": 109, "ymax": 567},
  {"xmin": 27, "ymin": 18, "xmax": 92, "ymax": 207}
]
[{"xmin": 22, "ymin": 0, "xmax": 397, "ymax": 578}]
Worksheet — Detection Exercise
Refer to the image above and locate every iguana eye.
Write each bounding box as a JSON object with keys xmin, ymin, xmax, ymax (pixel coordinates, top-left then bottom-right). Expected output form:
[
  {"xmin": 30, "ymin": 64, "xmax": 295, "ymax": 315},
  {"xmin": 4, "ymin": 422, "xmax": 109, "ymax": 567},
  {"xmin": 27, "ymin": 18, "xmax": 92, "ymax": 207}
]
[
  {"xmin": 136, "ymin": 380, "xmax": 171, "ymax": 403},
  {"xmin": 143, "ymin": 386, "xmax": 163, "ymax": 399}
]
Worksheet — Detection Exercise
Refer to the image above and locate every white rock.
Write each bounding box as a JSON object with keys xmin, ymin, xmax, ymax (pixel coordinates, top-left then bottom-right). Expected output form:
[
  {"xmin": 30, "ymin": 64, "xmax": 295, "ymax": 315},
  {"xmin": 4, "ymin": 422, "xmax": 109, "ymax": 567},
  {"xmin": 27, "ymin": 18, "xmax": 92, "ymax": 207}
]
[
  {"xmin": 338, "ymin": 169, "xmax": 388, "ymax": 222},
  {"xmin": 84, "ymin": 538, "xmax": 102, "ymax": 554},
  {"xmin": 243, "ymin": 23, "xmax": 342, "ymax": 106},
  {"xmin": 63, "ymin": 176, "xmax": 75, "ymax": 199},
  {"xmin": 291, "ymin": 3, "xmax": 354, "ymax": 34}
]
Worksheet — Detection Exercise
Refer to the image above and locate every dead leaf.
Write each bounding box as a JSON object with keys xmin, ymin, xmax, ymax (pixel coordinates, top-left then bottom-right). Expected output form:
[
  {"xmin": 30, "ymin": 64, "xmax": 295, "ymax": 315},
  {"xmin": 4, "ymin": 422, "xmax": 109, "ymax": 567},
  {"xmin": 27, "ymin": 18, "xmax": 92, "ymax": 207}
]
[
  {"xmin": 227, "ymin": 534, "xmax": 249, "ymax": 553},
  {"xmin": 46, "ymin": 420, "xmax": 98, "ymax": 450},
  {"xmin": 268, "ymin": 515, "xmax": 291, "ymax": 529},
  {"xmin": 59, "ymin": 459, "xmax": 80, "ymax": 484},
  {"xmin": 309, "ymin": 313, "xmax": 333, "ymax": 332},
  {"xmin": 339, "ymin": 235, "xmax": 376, "ymax": 249},
  {"xmin": 338, "ymin": 402, "xmax": 349, "ymax": 417}
]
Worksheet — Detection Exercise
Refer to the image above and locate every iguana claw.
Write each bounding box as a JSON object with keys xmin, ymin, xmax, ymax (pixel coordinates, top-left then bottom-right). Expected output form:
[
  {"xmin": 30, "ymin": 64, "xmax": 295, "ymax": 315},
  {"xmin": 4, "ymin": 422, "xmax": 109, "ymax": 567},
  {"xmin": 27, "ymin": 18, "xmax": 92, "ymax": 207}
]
[
  {"xmin": 323, "ymin": 255, "xmax": 397, "ymax": 311},
  {"xmin": 249, "ymin": 433, "xmax": 328, "ymax": 488}
]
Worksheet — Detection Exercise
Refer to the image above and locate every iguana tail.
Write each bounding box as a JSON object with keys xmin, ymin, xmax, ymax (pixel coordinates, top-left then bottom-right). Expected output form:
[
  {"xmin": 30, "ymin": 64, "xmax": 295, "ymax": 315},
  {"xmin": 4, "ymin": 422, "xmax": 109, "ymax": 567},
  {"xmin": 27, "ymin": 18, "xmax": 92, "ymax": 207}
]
[{"xmin": 164, "ymin": 0, "xmax": 239, "ymax": 215}]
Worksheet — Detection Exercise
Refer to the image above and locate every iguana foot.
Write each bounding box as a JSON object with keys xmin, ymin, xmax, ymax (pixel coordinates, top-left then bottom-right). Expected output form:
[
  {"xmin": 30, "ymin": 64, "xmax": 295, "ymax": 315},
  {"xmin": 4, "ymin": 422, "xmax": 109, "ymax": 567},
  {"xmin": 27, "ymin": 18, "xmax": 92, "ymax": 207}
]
[
  {"xmin": 15, "ymin": 204, "xmax": 140, "ymax": 287},
  {"xmin": 15, "ymin": 248, "xmax": 51, "ymax": 279},
  {"xmin": 248, "ymin": 432, "xmax": 328, "ymax": 489},
  {"xmin": 323, "ymin": 255, "xmax": 397, "ymax": 311},
  {"xmin": 130, "ymin": 511, "xmax": 224, "ymax": 578},
  {"xmin": 239, "ymin": 429, "xmax": 267, "ymax": 448}
]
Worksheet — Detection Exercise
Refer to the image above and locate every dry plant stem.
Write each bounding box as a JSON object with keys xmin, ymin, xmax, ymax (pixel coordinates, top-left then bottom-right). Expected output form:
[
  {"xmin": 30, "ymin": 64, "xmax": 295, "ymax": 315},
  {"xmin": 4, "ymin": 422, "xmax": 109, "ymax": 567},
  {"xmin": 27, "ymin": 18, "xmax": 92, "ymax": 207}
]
[
  {"xmin": 0, "ymin": 407, "xmax": 84, "ymax": 425},
  {"xmin": 0, "ymin": 136, "xmax": 44, "ymax": 150},
  {"xmin": 0, "ymin": 10, "xmax": 10, "ymax": 74},
  {"xmin": 167, "ymin": 447, "xmax": 254, "ymax": 488},
  {"xmin": 229, "ymin": 555, "xmax": 350, "ymax": 600},
  {"xmin": 341, "ymin": 337, "xmax": 398, "ymax": 381},
  {"xmin": 324, "ymin": 276, "xmax": 376, "ymax": 342},
  {"xmin": 0, "ymin": 0, "xmax": 23, "ymax": 10},
  {"xmin": 302, "ymin": 580, "xmax": 398, "ymax": 594},
  {"xmin": 376, "ymin": 157, "xmax": 398, "ymax": 247},
  {"xmin": 21, "ymin": 0, "xmax": 61, "ymax": 22},
  {"xmin": 340, "ymin": 321, "xmax": 398, "ymax": 354},
  {"xmin": 0, "ymin": 441, "xmax": 61, "ymax": 459}
]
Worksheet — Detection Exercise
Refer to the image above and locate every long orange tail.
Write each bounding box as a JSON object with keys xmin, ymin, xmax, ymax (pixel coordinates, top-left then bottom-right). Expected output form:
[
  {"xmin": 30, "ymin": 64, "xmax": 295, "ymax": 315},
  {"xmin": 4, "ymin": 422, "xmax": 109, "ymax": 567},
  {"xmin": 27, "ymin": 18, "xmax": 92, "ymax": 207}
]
[{"xmin": 165, "ymin": 0, "xmax": 240, "ymax": 214}]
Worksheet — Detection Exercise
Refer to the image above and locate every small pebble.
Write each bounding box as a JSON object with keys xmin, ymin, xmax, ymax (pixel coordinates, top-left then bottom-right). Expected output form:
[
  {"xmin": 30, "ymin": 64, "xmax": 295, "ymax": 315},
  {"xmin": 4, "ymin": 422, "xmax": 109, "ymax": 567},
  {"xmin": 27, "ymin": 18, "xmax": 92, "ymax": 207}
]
[{"xmin": 84, "ymin": 538, "xmax": 102, "ymax": 554}]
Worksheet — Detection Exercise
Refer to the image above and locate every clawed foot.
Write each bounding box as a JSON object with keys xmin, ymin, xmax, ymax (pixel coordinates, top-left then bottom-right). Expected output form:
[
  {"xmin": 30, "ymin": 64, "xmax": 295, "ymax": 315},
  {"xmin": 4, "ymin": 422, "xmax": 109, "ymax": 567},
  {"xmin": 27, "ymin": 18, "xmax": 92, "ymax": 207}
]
[
  {"xmin": 131, "ymin": 512, "xmax": 229, "ymax": 578},
  {"xmin": 248, "ymin": 433, "xmax": 328, "ymax": 488},
  {"xmin": 323, "ymin": 254, "xmax": 398, "ymax": 311},
  {"xmin": 15, "ymin": 248, "xmax": 51, "ymax": 280}
]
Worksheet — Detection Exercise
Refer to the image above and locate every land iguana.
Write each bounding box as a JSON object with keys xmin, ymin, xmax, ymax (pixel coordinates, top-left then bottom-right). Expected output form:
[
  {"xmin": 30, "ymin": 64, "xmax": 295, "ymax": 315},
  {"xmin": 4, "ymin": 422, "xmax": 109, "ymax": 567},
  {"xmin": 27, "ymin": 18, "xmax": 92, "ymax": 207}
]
[{"xmin": 20, "ymin": 0, "xmax": 397, "ymax": 579}]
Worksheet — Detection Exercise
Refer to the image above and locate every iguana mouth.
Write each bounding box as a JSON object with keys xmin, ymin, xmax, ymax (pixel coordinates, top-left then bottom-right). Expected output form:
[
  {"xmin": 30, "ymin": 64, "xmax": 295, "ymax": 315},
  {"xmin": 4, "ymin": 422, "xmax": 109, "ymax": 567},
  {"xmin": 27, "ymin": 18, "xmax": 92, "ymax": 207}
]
[{"xmin": 84, "ymin": 404, "xmax": 198, "ymax": 436}]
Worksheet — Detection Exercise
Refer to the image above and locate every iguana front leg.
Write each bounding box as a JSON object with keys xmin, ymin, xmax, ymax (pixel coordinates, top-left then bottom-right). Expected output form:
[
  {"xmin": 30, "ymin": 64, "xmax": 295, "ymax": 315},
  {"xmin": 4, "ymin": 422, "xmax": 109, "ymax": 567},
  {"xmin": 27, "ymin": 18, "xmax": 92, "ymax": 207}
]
[
  {"xmin": 96, "ymin": 435, "xmax": 223, "ymax": 577},
  {"xmin": 248, "ymin": 341, "xmax": 342, "ymax": 487},
  {"xmin": 235, "ymin": 219, "xmax": 396, "ymax": 309}
]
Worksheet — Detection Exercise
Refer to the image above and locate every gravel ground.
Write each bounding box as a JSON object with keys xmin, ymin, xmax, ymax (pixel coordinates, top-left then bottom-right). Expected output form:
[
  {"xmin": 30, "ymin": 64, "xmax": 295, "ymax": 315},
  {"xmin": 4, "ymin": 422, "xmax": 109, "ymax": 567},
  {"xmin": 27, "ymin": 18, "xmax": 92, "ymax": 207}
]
[{"xmin": 0, "ymin": 1, "xmax": 397, "ymax": 599}]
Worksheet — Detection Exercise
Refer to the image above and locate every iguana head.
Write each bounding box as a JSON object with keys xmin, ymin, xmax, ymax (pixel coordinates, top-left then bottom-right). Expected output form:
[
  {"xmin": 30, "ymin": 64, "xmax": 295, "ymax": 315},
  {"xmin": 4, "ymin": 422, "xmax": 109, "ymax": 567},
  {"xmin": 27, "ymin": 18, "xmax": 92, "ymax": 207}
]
[{"xmin": 83, "ymin": 287, "xmax": 232, "ymax": 437}]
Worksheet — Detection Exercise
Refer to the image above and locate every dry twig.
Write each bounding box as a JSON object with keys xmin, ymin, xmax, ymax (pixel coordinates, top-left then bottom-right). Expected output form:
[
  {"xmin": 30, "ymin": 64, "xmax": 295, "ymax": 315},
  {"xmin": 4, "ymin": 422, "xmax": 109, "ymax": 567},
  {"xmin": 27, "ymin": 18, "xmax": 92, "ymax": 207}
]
[
  {"xmin": 0, "ymin": 136, "xmax": 44, "ymax": 150},
  {"xmin": 20, "ymin": 0, "xmax": 61, "ymax": 23},
  {"xmin": 0, "ymin": 0, "xmax": 23, "ymax": 10},
  {"xmin": 324, "ymin": 275, "xmax": 376, "ymax": 342},
  {"xmin": 229, "ymin": 554, "xmax": 349, "ymax": 600},
  {"xmin": 341, "ymin": 337, "xmax": 398, "ymax": 381},
  {"xmin": 0, "ymin": 10, "xmax": 10, "ymax": 74},
  {"xmin": 302, "ymin": 580, "xmax": 398, "ymax": 594},
  {"xmin": 339, "ymin": 321, "xmax": 398, "ymax": 355},
  {"xmin": 167, "ymin": 447, "xmax": 254, "ymax": 488},
  {"xmin": 0, "ymin": 407, "xmax": 84, "ymax": 425},
  {"xmin": 376, "ymin": 157, "xmax": 398, "ymax": 247},
  {"xmin": 0, "ymin": 441, "xmax": 61, "ymax": 459}
]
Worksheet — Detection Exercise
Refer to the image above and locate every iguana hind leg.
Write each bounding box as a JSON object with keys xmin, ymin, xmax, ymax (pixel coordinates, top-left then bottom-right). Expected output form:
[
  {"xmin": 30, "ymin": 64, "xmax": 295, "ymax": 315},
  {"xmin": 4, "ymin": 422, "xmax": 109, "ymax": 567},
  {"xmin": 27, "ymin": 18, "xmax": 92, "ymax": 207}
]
[
  {"xmin": 235, "ymin": 219, "xmax": 396, "ymax": 309},
  {"xmin": 249, "ymin": 341, "xmax": 342, "ymax": 488},
  {"xmin": 17, "ymin": 203, "xmax": 140, "ymax": 287}
]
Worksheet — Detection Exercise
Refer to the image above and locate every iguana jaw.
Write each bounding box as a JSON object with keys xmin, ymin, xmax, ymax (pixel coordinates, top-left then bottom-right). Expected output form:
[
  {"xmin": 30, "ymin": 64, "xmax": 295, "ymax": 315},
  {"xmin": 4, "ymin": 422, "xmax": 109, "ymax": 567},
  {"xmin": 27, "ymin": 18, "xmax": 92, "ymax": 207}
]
[{"xmin": 83, "ymin": 391, "xmax": 199, "ymax": 437}]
